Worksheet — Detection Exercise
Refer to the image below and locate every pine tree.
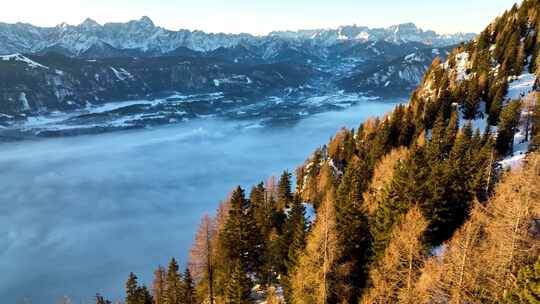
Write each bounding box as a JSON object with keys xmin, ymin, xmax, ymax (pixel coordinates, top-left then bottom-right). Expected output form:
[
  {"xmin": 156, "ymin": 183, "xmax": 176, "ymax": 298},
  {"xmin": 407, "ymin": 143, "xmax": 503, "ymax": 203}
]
[
  {"xmin": 334, "ymin": 158, "xmax": 370, "ymax": 303},
  {"xmin": 221, "ymin": 187, "xmax": 247, "ymax": 264},
  {"xmin": 277, "ymin": 171, "xmax": 293, "ymax": 210},
  {"xmin": 282, "ymin": 195, "xmax": 307, "ymax": 303},
  {"xmin": 221, "ymin": 186, "xmax": 262, "ymax": 282},
  {"xmin": 137, "ymin": 286, "xmax": 153, "ymax": 304},
  {"xmin": 165, "ymin": 258, "xmax": 182, "ymax": 304},
  {"xmin": 126, "ymin": 272, "xmax": 139, "ymax": 304},
  {"xmin": 224, "ymin": 261, "xmax": 252, "ymax": 304},
  {"xmin": 126, "ymin": 273, "xmax": 154, "ymax": 304},
  {"xmin": 463, "ymin": 76, "xmax": 481, "ymax": 120},
  {"xmin": 182, "ymin": 268, "xmax": 196, "ymax": 304},
  {"xmin": 370, "ymin": 146, "xmax": 428, "ymax": 258},
  {"xmin": 496, "ymin": 100, "xmax": 522, "ymax": 156}
]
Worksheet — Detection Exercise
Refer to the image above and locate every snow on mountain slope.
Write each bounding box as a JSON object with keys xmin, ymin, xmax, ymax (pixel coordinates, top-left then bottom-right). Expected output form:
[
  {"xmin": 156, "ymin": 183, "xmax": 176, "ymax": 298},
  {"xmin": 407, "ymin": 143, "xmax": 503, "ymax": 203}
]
[
  {"xmin": 0, "ymin": 17, "xmax": 474, "ymax": 56},
  {"xmin": 0, "ymin": 53, "xmax": 49, "ymax": 69},
  {"xmin": 270, "ymin": 23, "xmax": 474, "ymax": 47}
]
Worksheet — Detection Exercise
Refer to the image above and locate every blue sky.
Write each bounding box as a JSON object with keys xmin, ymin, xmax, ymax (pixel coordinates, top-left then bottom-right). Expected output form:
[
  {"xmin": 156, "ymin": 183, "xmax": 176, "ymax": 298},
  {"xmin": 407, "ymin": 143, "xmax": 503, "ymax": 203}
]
[{"xmin": 1, "ymin": 0, "xmax": 521, "ymax": 34}]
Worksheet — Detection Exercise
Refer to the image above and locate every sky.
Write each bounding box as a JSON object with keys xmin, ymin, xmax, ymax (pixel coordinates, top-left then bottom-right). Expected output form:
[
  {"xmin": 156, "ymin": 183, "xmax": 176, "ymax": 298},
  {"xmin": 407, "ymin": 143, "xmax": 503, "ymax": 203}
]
[{"xmin": 0, "ymin": 0, "xmax": 522, "ymax": 35}]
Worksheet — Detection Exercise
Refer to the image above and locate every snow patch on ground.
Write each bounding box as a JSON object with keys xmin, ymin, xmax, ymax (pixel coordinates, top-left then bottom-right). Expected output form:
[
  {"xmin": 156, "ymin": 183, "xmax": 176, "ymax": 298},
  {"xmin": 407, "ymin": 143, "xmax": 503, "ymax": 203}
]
[
  {"xmin": 506, "ymin": 72, "xmax": 536, "ymax": 101},
  {"xmin": 110, "ymin": 67, "xmax": 134, "ymax": 81},
  {"xmin": 0, "ymin": 53, "xmax": 49, "ymax": 69},
  {"xmin": 454, "ymin": 52, "xmax": 471, "ymax": 82}
]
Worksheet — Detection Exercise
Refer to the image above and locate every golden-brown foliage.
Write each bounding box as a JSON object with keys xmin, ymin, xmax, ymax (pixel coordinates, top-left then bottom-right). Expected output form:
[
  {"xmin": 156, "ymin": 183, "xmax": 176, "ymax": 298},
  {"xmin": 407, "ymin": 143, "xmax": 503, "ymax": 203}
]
[
  {"xmin": 291, "ymin": 191, "xmax": 340, "ymax": 304},
  {"xmin": 363, "ymin": 147, "xmax": 409, "ymax": 216},
  {"xmin": 415, "ymin": 153, "xmax": 540, "ymax": 304},
  {"xmin": 361, "ymin": 207, "xmax": 428, "ymax": 304}
]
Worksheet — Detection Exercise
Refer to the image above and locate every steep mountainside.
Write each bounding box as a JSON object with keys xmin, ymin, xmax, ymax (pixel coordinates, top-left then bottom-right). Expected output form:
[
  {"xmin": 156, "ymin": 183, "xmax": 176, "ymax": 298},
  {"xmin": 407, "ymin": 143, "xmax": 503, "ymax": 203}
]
[{"xmin": 339, "ymin": 46, "xmax": 454, "ymax": 96}]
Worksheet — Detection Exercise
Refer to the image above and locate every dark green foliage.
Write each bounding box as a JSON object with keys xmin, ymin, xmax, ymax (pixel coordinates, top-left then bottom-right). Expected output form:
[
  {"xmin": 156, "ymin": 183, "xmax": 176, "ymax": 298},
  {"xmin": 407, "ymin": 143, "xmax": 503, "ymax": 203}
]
[
  {"xmin": 224, "ymin": 261, "xmax": 252, "ymax": 304},
  {"xmin": 496, "ymin": 100, "xmax": 522, "ymax": 156},
  {"xmin": 463, "ymin": 76, "xmax": 481, "ymax": 120},
  {"xmin": 221, "ymin": 187, "xmax": 263, "ymax": 280},
  {"xmin": 282, "ymin": 196, "xmax": 307, "ymax": 303},
  {"xmin": 183, "ymin": 268, "xmax": 196, "ymax": 304},
  {"xmin": 166, "ymin": 258, "xmax": 182, "ymax": 304},
  {"xmin": 126, "ymin": 273, "xmax": 154, "ymax": 304},
  {"xmin": 277, "ymin": 171, "xmax": 293, "ymax": 209},
  {"xmin": 334, "ymin": 159, "xmax": 370, "ymax": 302},
  {"xmin": 501, "ymin": 258, "xmax": 540, "ymax": 303},
  {"xmin": 370, "ymin": 146, "xmax": 428, "ymax": 258}
]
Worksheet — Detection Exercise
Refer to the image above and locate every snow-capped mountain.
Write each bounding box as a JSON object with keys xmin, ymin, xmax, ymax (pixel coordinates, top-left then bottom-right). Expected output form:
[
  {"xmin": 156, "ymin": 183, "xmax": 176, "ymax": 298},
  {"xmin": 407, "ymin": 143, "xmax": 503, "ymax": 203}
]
[
  {"xmin": 0, "ymin": 17, "xmax": 474, "ymax": 56},
  {"xmin": 269, "ymin": 23, "xmax": 474, "ymax": 47}
]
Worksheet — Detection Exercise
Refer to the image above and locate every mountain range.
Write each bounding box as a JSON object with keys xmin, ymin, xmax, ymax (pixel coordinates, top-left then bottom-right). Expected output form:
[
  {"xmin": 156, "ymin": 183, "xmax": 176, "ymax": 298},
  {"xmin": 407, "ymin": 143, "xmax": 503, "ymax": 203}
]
[
  {"xmin": 0, "ymin": 17, "xmax": 474, "ymax": 56},
  {"xmin": 0, "ymin": 18, "xmax": 472, "ymax": 137}
]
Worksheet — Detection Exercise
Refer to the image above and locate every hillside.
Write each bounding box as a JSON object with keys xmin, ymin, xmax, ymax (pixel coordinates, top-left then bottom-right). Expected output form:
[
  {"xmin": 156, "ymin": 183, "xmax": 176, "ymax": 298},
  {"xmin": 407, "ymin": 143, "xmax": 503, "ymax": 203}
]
[{"xmin": 100, "ymin": 1, "xmax": 540, "ymax": 304}]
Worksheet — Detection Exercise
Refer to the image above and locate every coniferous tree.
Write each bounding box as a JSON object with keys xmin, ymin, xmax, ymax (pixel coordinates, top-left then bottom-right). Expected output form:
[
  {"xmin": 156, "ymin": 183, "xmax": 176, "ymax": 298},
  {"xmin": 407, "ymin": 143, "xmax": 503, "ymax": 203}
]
[
  {"xmin": 361, "ymin": 207, "xmax": 428, "ymax": 304},
  {"xmin": 189, "ymin": 214, "xmax": 216, "ymax": 304},
  {"xmin": 224, "ymin": 261, "xmax": 252, "ymax": 304},
  {"xmin": 138, "ymin": 286, "xmax": 153, "ymax": 304},
  {"xmin": 220, "ymin": 187, "xmax": 248, "ymax": 265},
  {"xmin": 126, "ymin": 272, "xmax": 139, "ymax": 304},
  {"xmin": 152, "ymin": 266, "xmax": 167, "ymax": 304},
  {"xmin": 334, "ymin": 159, "xmax": 370, "ymax": 303},
  {"xmin": 282, "ymin": 195, "xmax": 307, "ymax": 303},
  {"xmin": 126, "ymin": 273, "xmax": 154, "ymax": 304},
  {"xmin": 496, "ymin": 100, "xmax": 522, "ymax": 156},
  {"xmin": 277, "ymin": 171, "xmax": 293, "ymax": 210},
  {"xmin": 182, "ymin": 268, "xmax": 196, "ymax": 304},
  {"xmin": 221, "ymin": 186, "xmax": 263, "ymax": 282},
  {"xmin": 165, "ymin": 258, "xmax": 182, "ymax": 304},
  {"xmin": 370, "ymin": 146, "xmax": 428, "ymax": 258},
  {"xmin": 291, "ymin": 191, "xmax": 339, "ymax": 304}
]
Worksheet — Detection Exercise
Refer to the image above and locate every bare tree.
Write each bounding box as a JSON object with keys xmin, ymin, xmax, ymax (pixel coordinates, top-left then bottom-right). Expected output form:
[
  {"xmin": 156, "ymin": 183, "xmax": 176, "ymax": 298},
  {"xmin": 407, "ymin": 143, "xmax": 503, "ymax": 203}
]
[
  {"xmin": 152, "ymin": 266, "xmax": 167, "ymax": 304},
  {"xmin": 415, "ymin": 206, "xmax": 486, "ymax": 304},
  {"xmin": 189, "ymin": 214, "xmax": 217, "ymax": 304}
]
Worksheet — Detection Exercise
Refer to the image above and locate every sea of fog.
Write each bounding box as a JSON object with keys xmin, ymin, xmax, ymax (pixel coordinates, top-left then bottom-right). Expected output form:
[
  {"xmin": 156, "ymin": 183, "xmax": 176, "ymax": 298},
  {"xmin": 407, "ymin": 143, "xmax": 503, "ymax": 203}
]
[{"xmin": 0, "ymin": 98, "xmax": 402, "ymax": 304}]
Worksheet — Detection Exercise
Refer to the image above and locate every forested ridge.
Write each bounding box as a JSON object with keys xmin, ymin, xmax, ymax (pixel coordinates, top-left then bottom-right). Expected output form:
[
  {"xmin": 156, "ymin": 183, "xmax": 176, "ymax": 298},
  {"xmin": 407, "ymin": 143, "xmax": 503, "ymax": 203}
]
[{"xmin": 100, "ymin": 1, "xmax": 540, "ymax": 303}]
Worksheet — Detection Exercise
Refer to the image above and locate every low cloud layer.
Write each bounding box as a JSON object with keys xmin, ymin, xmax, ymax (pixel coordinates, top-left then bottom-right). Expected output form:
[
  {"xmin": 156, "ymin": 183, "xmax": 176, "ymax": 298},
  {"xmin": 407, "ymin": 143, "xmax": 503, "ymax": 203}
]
[{"xmin": 0, "ymin": 100, "xmax": 399, "ymax": 304}]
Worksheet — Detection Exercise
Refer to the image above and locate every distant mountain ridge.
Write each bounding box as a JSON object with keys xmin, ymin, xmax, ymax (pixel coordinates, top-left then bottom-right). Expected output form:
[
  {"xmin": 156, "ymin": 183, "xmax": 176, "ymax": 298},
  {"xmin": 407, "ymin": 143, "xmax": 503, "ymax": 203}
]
[{"xmin": 0, "ymin": 17, "xmax": 475, "ymax": 56}]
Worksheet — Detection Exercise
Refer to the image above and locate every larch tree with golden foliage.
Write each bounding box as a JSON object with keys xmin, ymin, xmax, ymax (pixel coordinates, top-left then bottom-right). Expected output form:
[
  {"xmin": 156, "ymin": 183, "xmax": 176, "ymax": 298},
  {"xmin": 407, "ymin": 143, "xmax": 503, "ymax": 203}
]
[
  {"xmin": 361, "ymin": 207, "xmax": 428, "ymax": 304},
  {"xmin": 291, "ymin": 191, "xmax": 340, "ymax": 304}
]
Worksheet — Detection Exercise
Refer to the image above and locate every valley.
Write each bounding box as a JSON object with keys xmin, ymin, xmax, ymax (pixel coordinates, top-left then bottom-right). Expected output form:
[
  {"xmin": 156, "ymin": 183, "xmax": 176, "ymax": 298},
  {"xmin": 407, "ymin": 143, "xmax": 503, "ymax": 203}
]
[{"xmin": 0, "ymin": 98, "xmax": 402, "ymax": 303}]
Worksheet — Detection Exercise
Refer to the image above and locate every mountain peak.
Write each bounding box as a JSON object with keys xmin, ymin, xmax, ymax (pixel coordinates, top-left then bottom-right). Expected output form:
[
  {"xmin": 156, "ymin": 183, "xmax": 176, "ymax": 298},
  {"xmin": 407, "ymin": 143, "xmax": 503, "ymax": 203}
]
[
  {"xmin": 138, "ymin": 16, "xmax": 154, "ymax": 27},
  {"xmin": 80, "ymin": 18, "xmax": 100, "ymax": 28},
  {"xmin": 389, "ymin": 23, "xmax": 420, "ymax": 32}
]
